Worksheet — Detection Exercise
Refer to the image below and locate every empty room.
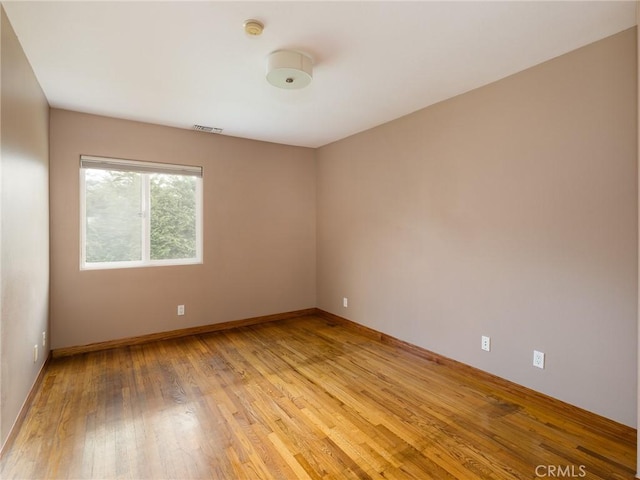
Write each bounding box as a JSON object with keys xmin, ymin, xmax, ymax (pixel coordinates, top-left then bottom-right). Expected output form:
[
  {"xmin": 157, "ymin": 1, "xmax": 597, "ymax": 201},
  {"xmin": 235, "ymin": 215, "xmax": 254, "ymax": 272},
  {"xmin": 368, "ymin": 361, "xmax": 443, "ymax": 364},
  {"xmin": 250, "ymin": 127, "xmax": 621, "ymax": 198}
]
[{"xmin": 1, "ymin": 1, "xmax": 639, "ymax": 479}]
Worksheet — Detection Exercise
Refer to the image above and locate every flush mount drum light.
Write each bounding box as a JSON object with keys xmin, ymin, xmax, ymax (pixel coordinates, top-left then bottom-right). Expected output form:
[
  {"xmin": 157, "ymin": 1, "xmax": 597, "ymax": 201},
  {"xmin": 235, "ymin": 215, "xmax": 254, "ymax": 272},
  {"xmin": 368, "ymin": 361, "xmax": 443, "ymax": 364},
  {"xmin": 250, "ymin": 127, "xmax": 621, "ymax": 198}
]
[{"xmin": 266, "ymin": 50, "xmax": 313, "ymax": 90}]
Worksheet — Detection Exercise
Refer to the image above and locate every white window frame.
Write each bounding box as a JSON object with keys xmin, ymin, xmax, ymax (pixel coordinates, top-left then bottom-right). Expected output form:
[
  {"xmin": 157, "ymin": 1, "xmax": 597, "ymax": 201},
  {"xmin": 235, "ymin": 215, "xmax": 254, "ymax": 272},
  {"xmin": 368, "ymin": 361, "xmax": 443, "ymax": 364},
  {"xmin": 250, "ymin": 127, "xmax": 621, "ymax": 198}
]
[{"xmin": 80, "ymin": 155, "xmax": 203, "ymax": 270}]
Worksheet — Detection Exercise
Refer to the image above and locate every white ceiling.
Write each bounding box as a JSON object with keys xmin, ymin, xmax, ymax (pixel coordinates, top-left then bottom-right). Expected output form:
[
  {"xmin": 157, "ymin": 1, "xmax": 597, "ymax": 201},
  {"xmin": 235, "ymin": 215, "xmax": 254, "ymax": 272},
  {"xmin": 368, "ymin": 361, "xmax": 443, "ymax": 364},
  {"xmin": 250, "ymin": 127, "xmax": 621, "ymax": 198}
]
[{"xmin": 3, "ymin": 1, "xmax": 637, "ymax": 148}]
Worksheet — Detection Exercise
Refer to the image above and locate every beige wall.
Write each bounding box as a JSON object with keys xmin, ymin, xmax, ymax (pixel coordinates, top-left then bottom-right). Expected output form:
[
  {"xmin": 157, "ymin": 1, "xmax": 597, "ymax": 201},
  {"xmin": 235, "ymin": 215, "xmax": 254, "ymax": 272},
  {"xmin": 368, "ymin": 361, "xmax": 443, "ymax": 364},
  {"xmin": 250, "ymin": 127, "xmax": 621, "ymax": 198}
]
[
  {"xmin": 0, "ymin": 7, "xmax": 50, "ymax": 448},
  {"xmin": 318, "ymin": 28, "xmax": 638, "ymax": 427},
  {"xmin": 49, "ymin": 109, "xmax": 316, "ymax": 349}
]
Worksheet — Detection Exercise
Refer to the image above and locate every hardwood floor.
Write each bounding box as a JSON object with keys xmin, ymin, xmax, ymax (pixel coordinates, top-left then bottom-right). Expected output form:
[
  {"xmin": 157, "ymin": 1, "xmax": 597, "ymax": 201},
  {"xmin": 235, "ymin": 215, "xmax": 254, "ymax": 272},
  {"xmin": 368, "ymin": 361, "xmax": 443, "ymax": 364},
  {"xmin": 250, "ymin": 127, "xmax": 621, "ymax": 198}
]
[{"xmin": 1, "ymin": 315, "xmax": 635, "ymax": 479}]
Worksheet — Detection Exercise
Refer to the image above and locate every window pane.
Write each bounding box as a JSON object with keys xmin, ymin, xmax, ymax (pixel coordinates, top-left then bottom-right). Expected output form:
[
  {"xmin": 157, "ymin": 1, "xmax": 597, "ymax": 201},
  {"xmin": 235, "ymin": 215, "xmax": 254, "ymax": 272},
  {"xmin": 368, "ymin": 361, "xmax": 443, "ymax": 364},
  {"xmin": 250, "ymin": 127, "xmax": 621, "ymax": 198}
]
[
  {"xmin": 85, "ymin": 170, "xmax": 142, "ymax": 263},
  {"xmin": 149, "ymin": 173, "xmax": 197, "ymax": 260}
]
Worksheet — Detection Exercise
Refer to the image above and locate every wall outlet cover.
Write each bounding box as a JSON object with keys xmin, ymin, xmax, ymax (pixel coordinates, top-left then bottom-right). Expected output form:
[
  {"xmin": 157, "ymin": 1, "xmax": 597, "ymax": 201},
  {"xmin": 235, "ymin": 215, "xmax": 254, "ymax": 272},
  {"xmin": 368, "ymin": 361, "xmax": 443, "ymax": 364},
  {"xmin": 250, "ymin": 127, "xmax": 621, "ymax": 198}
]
[{"xmin": 533, "ymin": 350, "xmax": 545, "ymax": 369}]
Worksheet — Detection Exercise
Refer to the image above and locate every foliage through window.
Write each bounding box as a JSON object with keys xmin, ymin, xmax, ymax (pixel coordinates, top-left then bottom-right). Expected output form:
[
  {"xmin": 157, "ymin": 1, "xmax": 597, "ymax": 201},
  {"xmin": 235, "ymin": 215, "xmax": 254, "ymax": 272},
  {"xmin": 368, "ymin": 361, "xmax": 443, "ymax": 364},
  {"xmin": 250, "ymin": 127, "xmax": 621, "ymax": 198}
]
[{"xmin": 80, "ymin": 156, "xmax": 202, "ymax": 269}]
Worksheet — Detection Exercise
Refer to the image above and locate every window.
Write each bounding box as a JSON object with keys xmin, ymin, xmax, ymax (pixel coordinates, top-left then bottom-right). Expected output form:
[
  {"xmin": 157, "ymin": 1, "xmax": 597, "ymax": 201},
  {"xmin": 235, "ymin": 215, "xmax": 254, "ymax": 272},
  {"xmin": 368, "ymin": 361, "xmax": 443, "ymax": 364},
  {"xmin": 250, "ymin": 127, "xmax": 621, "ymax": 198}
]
[{"xmin": 80, "ymin": 155, "xmax": 203, "ymax": 270}]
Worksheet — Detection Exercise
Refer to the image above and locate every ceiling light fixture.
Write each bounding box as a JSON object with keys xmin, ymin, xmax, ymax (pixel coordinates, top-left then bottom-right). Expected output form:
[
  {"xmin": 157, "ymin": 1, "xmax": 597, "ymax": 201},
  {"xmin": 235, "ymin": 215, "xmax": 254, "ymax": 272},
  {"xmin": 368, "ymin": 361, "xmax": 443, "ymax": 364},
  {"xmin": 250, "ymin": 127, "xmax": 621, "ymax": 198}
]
[
  {"xmin": 266, "ymin": 50, "xmax": 313, "ymax": 90},
  {"xmin": 243, "ymin": 19, "xmax": 264, "ymax": 36}
]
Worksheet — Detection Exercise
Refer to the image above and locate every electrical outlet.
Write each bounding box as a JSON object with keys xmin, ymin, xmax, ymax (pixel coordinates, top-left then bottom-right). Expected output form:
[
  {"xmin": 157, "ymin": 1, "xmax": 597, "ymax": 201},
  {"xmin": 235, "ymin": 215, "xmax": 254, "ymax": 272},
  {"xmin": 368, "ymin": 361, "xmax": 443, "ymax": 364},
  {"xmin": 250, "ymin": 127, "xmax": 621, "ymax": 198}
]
[
  {"xmin": 343, "ymin": 297, "xmax": 348, "ymax": 308},
  {"xmin": 177, "ymin": 305, "xmax": 185, "ymax": 316},
  {"xmin": 42, "ymin": 331, "xmax": 46, "ymax": 347},
  {"xmin": 481, "ymin": 336, "xmax": 491, "ymax": 352},
  {"xmin": 33, "ymin": 344, "xmax": 38, "ymax": 363},
  {"xmin": 533, "ymin": 350, "xmax": 545, "ymax": 369}
]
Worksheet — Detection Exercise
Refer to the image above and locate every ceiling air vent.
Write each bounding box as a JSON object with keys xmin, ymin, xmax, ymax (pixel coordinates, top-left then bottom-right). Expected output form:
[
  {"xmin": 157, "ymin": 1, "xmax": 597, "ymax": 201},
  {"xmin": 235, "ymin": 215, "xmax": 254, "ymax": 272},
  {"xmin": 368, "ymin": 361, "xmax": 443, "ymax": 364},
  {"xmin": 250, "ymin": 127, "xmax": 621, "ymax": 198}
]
[{"xmin": 193, "ymin": 125, "xmax": 223, "ymax": 134}]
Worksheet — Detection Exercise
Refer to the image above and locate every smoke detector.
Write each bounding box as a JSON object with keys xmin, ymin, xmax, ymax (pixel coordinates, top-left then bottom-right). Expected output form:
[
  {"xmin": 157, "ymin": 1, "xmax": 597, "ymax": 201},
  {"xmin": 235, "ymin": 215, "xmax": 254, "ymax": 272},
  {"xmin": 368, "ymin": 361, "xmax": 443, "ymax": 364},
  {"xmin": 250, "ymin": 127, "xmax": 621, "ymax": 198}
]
[
  {"xmin": 266, "ymin": 50, "xmax": 313, "ymax": 90},
  {"xmin": 244, "ymin": 19, "xmax": 264, "ymax": 36}
]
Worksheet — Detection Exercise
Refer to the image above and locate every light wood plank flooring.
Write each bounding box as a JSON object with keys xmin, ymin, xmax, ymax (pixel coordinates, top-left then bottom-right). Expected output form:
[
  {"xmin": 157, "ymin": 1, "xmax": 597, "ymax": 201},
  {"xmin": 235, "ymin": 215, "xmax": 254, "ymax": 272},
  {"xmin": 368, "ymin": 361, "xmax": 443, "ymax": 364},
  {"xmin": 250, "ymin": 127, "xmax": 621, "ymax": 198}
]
[{"xmin": 1, "ymin": 315, "xmax": 636, "ymax": 479}]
